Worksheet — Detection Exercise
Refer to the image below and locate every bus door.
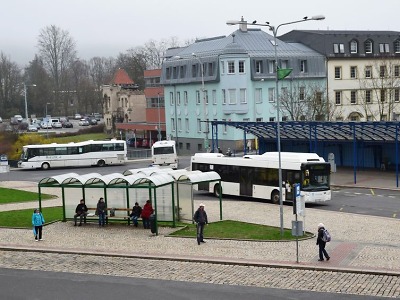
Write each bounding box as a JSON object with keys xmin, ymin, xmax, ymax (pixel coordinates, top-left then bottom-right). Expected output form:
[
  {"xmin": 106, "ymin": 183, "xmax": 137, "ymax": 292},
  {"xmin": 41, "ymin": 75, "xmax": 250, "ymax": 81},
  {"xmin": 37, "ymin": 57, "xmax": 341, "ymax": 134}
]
[
  {"xmin": 240, "ymin": 166, "xmax": 253, "ymax": 197},
  {"xmin": 285, "ymin": 171, "xmax": 295, "ymax": 201}
]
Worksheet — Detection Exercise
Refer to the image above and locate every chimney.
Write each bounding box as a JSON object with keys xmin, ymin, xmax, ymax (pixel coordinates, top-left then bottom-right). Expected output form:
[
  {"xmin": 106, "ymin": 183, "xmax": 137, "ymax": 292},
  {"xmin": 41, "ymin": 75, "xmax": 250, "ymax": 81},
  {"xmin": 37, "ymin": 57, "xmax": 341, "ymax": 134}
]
[{"xmin": 239, "ymin": 16, "xmax": 247, "ymax": 32}]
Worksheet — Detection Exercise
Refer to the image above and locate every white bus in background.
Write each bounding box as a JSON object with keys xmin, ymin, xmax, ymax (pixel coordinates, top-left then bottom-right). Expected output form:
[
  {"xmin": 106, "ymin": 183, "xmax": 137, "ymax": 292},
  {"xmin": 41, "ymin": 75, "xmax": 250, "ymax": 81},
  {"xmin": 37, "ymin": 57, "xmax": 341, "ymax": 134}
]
[
  {"xmin": 18, "ymin": 139, "xmax": 127, "ymax": 170},
  {"xmin": 190, "ymin": 152, "xmax": 331, "ymax": 203},
  {"xmin": 151, "ymin": 140, "xmax": 178, "ymax": 169}
]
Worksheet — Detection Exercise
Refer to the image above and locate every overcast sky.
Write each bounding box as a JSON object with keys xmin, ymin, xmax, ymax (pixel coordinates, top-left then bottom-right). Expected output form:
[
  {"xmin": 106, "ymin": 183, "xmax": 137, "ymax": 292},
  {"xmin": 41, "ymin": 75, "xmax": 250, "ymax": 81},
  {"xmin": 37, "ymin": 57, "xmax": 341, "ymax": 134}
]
[{"xmin": 2, "ymin": 0, "xmax": 399, "ymax": 67}]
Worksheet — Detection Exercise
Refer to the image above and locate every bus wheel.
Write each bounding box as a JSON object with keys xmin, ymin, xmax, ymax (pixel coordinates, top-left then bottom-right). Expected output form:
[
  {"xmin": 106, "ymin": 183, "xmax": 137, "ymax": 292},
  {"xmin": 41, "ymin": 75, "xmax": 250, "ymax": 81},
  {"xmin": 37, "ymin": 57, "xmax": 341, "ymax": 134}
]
[
  {"xmin": 97, "ymin": 160, "xmax": 106, "ymax": 167},
  {"xmin": 214, "ymin": 184, "xmax": 222, "ymax": 197},
  {"xmin": 271, "ymin": 190, "xmax": 280, "ymax": 204},
  {"xmin": 41, "ymin": 162, "xmax": 50, "ymax": 170}
]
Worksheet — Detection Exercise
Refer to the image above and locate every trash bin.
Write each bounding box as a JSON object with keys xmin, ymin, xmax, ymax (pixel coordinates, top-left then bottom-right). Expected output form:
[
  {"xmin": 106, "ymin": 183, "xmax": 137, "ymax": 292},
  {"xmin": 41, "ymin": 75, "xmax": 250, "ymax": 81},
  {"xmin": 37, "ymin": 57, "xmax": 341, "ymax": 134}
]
[{"xmin": 149, "ymin": 214, "xmax": 156, "ymax": 234}]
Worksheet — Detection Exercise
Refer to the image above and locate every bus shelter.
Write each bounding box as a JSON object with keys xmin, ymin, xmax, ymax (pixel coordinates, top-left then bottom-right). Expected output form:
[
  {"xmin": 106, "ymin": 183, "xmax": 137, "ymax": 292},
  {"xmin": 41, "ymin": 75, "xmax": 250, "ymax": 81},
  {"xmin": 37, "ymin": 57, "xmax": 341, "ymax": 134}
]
[
  {"xmin": 38, "ymin": 172, "xmax": 175, "ymax": 235},
  {"xmin": 38, "ymin": 168, "xmax": 222, "ymax": 235},
  {"xmin": 123, "ymin": 168, "xmax": 222, "ymax": 222}
]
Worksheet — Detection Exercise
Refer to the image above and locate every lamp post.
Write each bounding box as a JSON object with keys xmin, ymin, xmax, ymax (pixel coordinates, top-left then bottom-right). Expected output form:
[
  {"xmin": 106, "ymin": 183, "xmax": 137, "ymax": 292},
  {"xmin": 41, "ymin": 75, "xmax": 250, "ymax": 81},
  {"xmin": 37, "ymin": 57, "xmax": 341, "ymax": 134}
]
[
  {"xmin": 24, "ymin": 83, "xmax": 37, "ymax": 121},
  {"xmin": 227, "ymin": 15, "xmax": 325, "ymax": 236},
  {"xmin": 157, "ymin": 93, "xmax": 161, "ymax": 141},
  {"xmin": 45, "ymin": 102, "xmax": 51, "ymax": 139},
  {"xmin": 192, "ymin": 53, "xmax": 209, "ymax": 151}
]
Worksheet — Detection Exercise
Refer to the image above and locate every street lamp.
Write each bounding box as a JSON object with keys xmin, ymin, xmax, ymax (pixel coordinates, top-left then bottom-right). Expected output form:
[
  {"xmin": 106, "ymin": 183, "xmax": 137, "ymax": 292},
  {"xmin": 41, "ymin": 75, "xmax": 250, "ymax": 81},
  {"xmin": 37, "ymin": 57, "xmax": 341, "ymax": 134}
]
[
  {"xmin": 192, "ymin": 53, "xmax": 209, "ymax": 151},
  {"xmin": 227, "ymin": 15, "xmax": 325, "ymax": 236},
  {"xmin": 24, "ymin": 83, "xmax": 36, "ymax": 121},
  {"xmin": 45, "ymin": 102, "xmax": 51, "ymax": 138},
  {"xmin": 157, "ymin": 93, "xmax": 161, "ymax": 141}
]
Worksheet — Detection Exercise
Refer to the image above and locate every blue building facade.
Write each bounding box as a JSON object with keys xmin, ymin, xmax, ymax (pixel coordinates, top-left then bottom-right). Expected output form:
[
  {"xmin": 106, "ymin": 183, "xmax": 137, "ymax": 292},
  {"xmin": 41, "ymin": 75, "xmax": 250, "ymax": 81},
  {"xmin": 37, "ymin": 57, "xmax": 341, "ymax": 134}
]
[{"xmin": 161, "ymin": 24, "xmax": 326, "ymax": 155}]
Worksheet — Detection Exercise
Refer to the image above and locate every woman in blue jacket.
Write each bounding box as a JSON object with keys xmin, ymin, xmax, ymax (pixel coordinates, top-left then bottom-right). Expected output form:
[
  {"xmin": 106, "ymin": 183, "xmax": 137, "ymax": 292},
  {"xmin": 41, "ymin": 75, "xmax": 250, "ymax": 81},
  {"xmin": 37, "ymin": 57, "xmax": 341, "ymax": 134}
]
[{"xmin": 32, "ymin": 209, "xmax": 45, "ymax": 241}]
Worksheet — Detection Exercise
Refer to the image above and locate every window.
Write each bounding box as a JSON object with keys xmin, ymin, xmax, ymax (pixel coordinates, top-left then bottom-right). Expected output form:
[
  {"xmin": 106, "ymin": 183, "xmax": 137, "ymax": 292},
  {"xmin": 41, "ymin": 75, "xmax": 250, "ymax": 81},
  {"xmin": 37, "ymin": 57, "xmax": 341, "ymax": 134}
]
[
  {"xmin": 281, "ymin": 87, "xmax": 288, "ymax": 98},
  {"xmin": 316, "ymin": 92, "xmax": 323, "ymax": 105},
  {"xmin": 196, "ymin": 91, "xmax": 201, "ymax": 104},
  {"xmin": 256, "ymin": 117, "xmax": 263, "ymax": 122},
  {"xmin": 186, "ymin": 143, "xmax": 191, "ymax": 150},
  {"xmin": 300, "ymin": 60, "xmax": 307, "ymax": 73},
  {"xmin": 381, "ymin": 115, "xmax": 387, "ymax": 121},
  {"xmin": 379, "ymin": 43, "xmax": 389, "ymax": 53},
  {"xmin": 204, "ymin": 90, "xmax": 209, "ymax": 104},
  {"xmin": 333, "ymin": 43, "xmax": 344, "ymax": 53},
  {"xmin": 170, "ymin": 92, "xmax": 174, "ymax": 105},
  {"xmin": 204, "ymin": 118, "xmax": 209, "ymax": 133},
  {"xmin": 192, "ymin": 64, "xmax": 197, "ymax": 77},
  {"xmin": 350, "ymin": 40, "xmax": 358, "ymax": 53},
  {"xmin": 395, "ymin": 89, "xmax": 400, "ymax": 102},
  {"xmin": 268, "ymin": 88, "xmax": 275, "ymax": 102},
  {"xmin": 178, "ymin": 118, "xmax": 182, "ymax": 131},
  {"xmin": 228, "ymin": 89, "xmax": 236, "ymax": 104},
  {"xmin": 212, "ymin": 90, "xmax": 217, "ymax": 105},
  {"xmin": 255, "ymin": 88, "xmax": 263, "ymax": 103},
  {"xmin": 179, "ymin": 66, "xmax": 185, "ymax": 78},
  {"xmin": 365, "ymin": 90, "xmax": 372, "ymax": 103},
  {"xmin": 239, "ymin": 60, "xmax": 245, "ymax": 73},
  {"xmin": 255, "ymin": 60, "xmax": 263, "ymax": 73},
  {"xmin": 197, "ymin": 119, "xmax": 201, "ymax": 132},
  {"xmin": 197, "ymin": 143, "xmax": 202, "ymax": 151},
  {"xmin": 222, "ymin": 89, "xmax": 226, "ymax": 104},
  {"xmin": 172, "ymin": 67, "xmax": 178, "ymax": 79},
  {"xmin": 351, "ymin": 91, "xmax": 357, "ymax": 104},
  {"xmin": 365, "ymin": 66, "xmax": 372, "ymax": 78},
  {"xmin": 243, "ymin": 118, "xmax": 250, "ymax": 122},
  {"xmin": 365, "ymin": 40, "xmax": 373, "ymax": 53},
  {"xmin": 394, "ymin": 65, "xmax": 400, "ymax": 77},
  {"xmin": 171, "ymin": 118, "xmax": 175, "ymax": 131},
  {"xmin": 268, "ymin": 60, "xmax": 275, "ymax": 73},
  {"xmin": 380, "ymin": 65, "xmax": 386, "ymax": 78},
  {"xmin": 282, "ymin": 116, "xmax": 288, "ymax": 121},
  {"xmin": 336, "ymin": 117, "xmax": 344, "ymax": 121},
  {"xmin": 222, "ymin": 119, "xmax": 227, "ymax": 133},
  {"xmin": 335, "ymin": 91, "xmax": 342, "ymax": 105},
  {"xmin": 184, "ymin": 91, "xmax": 188, "ymax": 105},
  {"xmin": 269, "ymin": 117, "xmax": 276, "ymax": 122},
  {"xmin": 350, "ymin": 66, "xmax": 357, "ymax": 79},
  {"xmin": 208, "ymin": 62, "xmax": 213, "ymax": 76},
  {"xmin": 176, "ymin": 92, "xmax": 181, "ymax": 105},
  {"xmin": 166, "ymin": 67, "xmax": 171, "ymax": 79},
  {"xmin": 185, "ymin": 118, "xmax": 189, "ymax": 132},
  {"xmin": 395, "ymin": 40, "xmax": 400, "ymax": 53},
  {"xmin": 366, "ymin": 115, "xmax": 373, "ymax": 121},
  {"xmin": 281, "ymin": 60, "xmax": 289, "ymax": 69},
  {"xmin": 380, "ymin": 89, "xmax": 386, "ymax": 102},
  {"xmin": 239, "ymin": 89, "xmax": 246, "ymax": 103},
  {"xmin": 334, "ymin": 67, "xmax": 342, "ymax": 79},
  {"xmin": 228, "ymin": 61, "xmax": 235, "ymax": 74},
  {"xmin": 299, "ymin": 87, "xmax": 305, "ymax": 101}
]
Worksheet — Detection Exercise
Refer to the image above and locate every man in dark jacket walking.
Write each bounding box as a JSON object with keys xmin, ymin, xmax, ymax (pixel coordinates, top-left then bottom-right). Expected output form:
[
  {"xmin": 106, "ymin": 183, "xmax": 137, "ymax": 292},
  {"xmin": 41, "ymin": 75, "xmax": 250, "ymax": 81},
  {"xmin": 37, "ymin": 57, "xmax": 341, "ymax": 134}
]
[{"xmin": 193, "ymin": 203, "xmax": 208, "ymax": 245}]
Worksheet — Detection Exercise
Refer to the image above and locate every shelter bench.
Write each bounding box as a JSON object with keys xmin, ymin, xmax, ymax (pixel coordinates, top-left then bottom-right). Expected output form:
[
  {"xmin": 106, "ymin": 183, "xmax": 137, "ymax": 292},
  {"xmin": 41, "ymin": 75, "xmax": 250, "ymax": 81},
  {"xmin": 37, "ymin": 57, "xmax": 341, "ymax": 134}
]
[{"xmin": 86, "ymin": 207, "xmax": 133, "ymax": 225}]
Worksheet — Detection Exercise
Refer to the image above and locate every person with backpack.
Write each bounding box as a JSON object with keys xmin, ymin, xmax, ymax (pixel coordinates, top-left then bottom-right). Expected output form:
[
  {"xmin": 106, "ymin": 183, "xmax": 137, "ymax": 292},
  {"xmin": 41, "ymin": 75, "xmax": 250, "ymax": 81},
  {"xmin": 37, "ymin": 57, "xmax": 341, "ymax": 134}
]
[{"xmin": 316, "ymin": 223, "xmax": 330, "ymax": 261}]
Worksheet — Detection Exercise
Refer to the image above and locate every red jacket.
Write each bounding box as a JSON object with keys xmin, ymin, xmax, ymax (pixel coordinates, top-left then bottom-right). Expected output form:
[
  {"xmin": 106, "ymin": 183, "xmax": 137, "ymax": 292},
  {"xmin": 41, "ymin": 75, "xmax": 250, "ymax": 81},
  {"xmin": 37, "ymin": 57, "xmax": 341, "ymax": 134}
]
[{"xmin": 141, "ymin": 203, "xmax": 154, "ymax": 218}]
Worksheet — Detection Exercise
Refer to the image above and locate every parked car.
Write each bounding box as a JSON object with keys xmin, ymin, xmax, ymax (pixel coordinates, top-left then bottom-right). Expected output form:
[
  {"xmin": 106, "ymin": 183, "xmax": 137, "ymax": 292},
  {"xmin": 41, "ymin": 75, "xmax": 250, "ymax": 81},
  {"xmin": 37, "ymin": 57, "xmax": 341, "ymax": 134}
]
[
  {"xmin": 27, "ymin": 124, "xmax": 38, "ymax": 132},
  {"xmin": 52, "ymin": 121, "xmax": 63, "ymax": 129},
  {"xmin": 127, "ymin": 138, "xmax": 143, "ymax": 148},
  {"xmin": 14, "ymin": 115, "xmax": 23, "ymax": 122},
  {"xmin": 78, "ymin": 119, "xmax": 90, "ymax": 126},
  {"xmin": 74, "ymin": 113, "xmax": 82, "ymax": 120},
  {"xmin": 92, "ymin": 113, "xmax": 102, "ymax": 121},
  {"xmin": 41, "ymin": 122, "xmax": 52, "ymax": 129},
  {"xmin": 62, "ymin": 121, "xmax": 73, "ymax": 128},
  {"xmin": 88, "ymin": 118, "xmax": 97, "ymax": 125}
]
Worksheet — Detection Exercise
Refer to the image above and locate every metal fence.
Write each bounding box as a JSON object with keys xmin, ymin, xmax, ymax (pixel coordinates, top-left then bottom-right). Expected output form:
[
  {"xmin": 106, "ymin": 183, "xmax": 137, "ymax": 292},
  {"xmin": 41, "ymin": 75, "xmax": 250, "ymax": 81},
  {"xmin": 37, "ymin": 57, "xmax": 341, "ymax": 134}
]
[{"xmin": 127, "ymin": 149, "xmax": 151, "ymax": 159}]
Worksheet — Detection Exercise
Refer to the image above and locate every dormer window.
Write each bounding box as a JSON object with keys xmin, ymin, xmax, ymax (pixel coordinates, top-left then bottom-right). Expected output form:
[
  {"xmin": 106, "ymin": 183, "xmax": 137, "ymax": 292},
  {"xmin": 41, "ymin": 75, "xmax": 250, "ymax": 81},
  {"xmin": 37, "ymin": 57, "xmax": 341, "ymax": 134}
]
[
  {"xmin": 365, "ymin": 40, "xmax": 373, "ymax": 54},
  {"xmin": 350, "ymin": 40, "xmax": 358, "ymax": 53},
  {"xmin": 395, "ymin": 40, "xmax": 400, "ymax": 53},
  {"xmin": 333, "ymin": 43, "xmax": 344, "ymax": 54},
  {"xmin": 379, "ymin": 43, "xmax": 390, "ymax": 53}
]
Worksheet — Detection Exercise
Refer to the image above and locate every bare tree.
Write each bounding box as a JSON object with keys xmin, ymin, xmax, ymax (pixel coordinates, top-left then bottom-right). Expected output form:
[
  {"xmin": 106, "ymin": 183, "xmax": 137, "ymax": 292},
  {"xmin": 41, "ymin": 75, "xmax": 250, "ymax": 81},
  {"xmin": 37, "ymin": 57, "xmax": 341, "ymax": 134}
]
[
  {"xmin": 37, "ymin": 25, "xmax": 77, "ymax": 115},
  {"xmin": 278, "ymin": 80, "xmax": 332, "ymax": 121},
  {"xmin": 0, "ymin": 52, "xmax": 22, "ymax": 116},
  {"xmin": 358, "ymin": 58, "xmax": 400, "ymax": 121}
]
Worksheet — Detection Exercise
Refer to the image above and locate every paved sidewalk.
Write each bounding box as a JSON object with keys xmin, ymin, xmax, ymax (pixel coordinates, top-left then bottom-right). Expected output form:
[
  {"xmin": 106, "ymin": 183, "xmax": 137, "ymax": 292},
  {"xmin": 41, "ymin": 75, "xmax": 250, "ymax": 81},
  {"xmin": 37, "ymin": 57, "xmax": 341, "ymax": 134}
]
[{"xmin": 0, "ymin": 168, "xmax": 399, "ymax": 277}]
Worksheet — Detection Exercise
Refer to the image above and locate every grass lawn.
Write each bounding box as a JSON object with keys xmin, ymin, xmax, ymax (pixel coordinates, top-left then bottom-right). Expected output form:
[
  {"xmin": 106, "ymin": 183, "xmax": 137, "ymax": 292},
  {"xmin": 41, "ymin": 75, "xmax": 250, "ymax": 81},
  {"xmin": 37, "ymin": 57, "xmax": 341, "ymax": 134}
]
[
  {"xmin": 0, "ymin": 207, "xmax": 63, "ymax": 228},
  {"xmin": 0, "ymin": 187, "xmax": 55, "ymax": 204},
  {"xmin": 169, "ymin": 220, "xmax": 312, "ymax": 241},
  {"xmin": 55, "ymin": 133, "xmax": 108, "ymax": 143}
]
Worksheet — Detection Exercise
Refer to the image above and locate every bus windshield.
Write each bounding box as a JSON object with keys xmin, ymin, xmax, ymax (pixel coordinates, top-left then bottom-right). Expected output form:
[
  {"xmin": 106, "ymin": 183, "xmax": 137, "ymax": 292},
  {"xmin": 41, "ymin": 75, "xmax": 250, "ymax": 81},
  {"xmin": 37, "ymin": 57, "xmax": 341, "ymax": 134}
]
[
  {"xmin": 154, "ymin": 146, "xmax": 174, "ymax": 155},
  {"xmin": 302, "ymin": 164, "xmax": 330, "ymax": 191}
]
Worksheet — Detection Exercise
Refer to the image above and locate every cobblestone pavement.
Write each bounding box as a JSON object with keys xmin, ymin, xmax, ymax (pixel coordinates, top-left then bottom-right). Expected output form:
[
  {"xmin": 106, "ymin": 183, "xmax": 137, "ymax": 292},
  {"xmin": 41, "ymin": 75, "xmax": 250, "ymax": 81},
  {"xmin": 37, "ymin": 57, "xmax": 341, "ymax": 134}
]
[
  {"xmin": 0, "ymin": 180, "xmax": 400, "ymax": 297},
  {"xmin": 0, "ymin": 250, "xmax": 399, "ymax": 298}
]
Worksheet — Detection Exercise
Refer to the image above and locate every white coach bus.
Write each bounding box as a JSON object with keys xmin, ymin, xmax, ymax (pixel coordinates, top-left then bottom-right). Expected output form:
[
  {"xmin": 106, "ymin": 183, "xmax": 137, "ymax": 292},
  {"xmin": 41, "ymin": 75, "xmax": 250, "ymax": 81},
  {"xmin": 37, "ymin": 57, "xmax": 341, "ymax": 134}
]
[
  {"xmin": 18, "ymin": 139, "xmax": 127, "ymax": 170},
  {"xmin": 151, "ymin": 140, "xmax": 178, "ymax": 169},
  {"xmin": 190, "ymin": 152, "xmax": 331, "ymax": 203}
]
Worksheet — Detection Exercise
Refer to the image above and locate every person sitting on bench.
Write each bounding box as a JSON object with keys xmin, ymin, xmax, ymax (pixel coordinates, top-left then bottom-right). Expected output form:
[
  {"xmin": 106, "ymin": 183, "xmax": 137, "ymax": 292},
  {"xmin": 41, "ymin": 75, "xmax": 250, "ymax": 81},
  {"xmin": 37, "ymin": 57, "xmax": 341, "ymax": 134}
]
[
  {"xmin": 74, "ymin": 199, "xmax": 88, "ymax": 226},
  {"xmin": 129, "ymin": 202, "xmax": 142, "ymax": 227}
]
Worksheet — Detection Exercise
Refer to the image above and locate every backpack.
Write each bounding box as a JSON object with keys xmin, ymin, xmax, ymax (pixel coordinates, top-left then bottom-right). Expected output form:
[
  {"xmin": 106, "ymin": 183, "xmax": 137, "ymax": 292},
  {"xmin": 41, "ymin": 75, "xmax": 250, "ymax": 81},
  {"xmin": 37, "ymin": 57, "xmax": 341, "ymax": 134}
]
[{"xmin": 322, "ymin": 229, "xmax": 331, "ymax": 242}]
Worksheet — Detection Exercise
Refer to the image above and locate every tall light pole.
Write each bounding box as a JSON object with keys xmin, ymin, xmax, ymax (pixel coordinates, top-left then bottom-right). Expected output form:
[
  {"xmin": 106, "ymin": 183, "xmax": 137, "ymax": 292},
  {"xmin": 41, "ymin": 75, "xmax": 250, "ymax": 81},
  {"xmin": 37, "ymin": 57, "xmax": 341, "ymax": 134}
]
[
  {"xmin": 157, "ymin": 93, "xmax": 161, "ymax": 141},
  {"xmin": 227, "ymin": 15, "xmax": 325, "ymax": 236},
  {"xmin": 45, "ymin": 102, "xmax": 51, "ymax": 139},
  {"xmin": 192, "ymin": 53, "xmax": 209, "ymax": 151},
  {"xmin": 24, "ymin": 83, "xmax": 36, "ymax": 121}
]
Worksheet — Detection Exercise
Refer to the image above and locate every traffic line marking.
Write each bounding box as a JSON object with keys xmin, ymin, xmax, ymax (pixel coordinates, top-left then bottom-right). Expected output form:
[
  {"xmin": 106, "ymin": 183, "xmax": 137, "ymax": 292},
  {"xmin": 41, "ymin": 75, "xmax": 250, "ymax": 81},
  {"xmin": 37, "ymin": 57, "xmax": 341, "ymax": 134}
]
[
  {"xmin": 393, "ymin": 213, "xmax": 397, "ymax": 218},
  {"xmin": 370, "ymin": 189, "xmax": 375, "ymax": 195},
  {"xmin": 340, "ymin": 207, "xmax": 344, "ymax": 211}
]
